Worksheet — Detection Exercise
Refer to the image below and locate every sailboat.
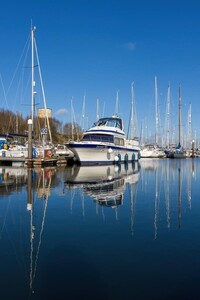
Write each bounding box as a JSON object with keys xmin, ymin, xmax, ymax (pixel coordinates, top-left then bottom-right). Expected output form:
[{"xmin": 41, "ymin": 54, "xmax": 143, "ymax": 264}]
[
  {"xmin": 30, "ymin": 26, "xmax": 54, "ymax": 158},
  {"xmin": 0, "ymin": 26, "xmax": 53, "ymax": 160},
  {"xmin": 140, "ymin": 77, "xmax": 165, "ymax": 158},
  {"xmin": 126, "ymin": 82, "xmax": 140, "ymax": 148},
  {"xmin": 166, "ymin": 86, "xmax": 186, "ymax": 158}
]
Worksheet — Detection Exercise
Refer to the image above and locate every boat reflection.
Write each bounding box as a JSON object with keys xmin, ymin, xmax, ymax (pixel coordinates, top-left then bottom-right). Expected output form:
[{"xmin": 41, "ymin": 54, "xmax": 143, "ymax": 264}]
[
  {"xmin": 65, "ymin": 162, "xmax": 140, "ymax": 208},
  {"xmin": 0, "ymin": 166, "xmax": 27, "ymax": 193}
]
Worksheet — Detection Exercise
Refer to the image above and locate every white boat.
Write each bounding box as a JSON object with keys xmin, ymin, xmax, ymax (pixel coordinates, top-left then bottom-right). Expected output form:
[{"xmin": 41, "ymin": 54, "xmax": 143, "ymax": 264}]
[
  {"xmin": 140, "ymin": 144, "xmax": 166, "ymax": 158},
  {"xmin": 0, "ymin": 136, "xmax": 29, "ymax": 158},
  {"xmin": 66, "ymin": 115, "xmax": 141, "ymax": 165},
  {"xmin": 55, "ymin": 144, "xmax": 72, "ymax": 157}
]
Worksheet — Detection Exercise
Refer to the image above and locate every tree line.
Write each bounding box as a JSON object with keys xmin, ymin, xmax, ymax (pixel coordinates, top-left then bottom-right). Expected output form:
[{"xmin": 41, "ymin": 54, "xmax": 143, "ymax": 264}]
[{"xmin": 0, "ymin": 109, "xmax": 83, "ymax": 145}]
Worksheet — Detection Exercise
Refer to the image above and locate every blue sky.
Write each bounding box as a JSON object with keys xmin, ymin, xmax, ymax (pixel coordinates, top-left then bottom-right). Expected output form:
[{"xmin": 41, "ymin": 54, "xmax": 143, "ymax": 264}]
[{"xmin": 0, "ymin": 0, "xmax": 200, "ymax": 143}]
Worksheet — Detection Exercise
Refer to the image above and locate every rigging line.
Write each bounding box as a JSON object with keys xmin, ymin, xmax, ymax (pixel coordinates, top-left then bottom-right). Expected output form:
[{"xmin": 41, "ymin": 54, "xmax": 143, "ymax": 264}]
[
  {"xmin": 0, "ymin": 196, "xmax": 11, "ymax": 239},
  {"xmin": 4, "ymin": 221, "xmax": 23, "ymax": 270},
  {"xmin": 4, "ymin": 35, "xmax": 31, "ymax": 133},
  {"xmin": 70, "ymin": 188, "xmax": 75, "ymax": 213},
  {"xmin": 15, "ymin": 38, "xmax": 31, "ymax": 109},
  {"xmin": 79, "ymin": 189, "xmax": 85, "ymax": 217},
  {"xmin": 34, "ymin": 39, "xmax": 52, "ymax": 144},
  {"xmin": 101, "ymin": 206, "xmax": 105, "ymax": 223},
  {"xmin": 0, "ymin": 73, "xmax": 9, "ymax": 109},
  {"xmin": 6, "ymin": 33, "xmax": 30, "ymax": 100},
  {"xmin": 0, "ymin": 73, "xmax": 13, "ymax": 133},
  {"xmin": 33, "ymin": 173, "xmax": 52, "ymax": 282}
]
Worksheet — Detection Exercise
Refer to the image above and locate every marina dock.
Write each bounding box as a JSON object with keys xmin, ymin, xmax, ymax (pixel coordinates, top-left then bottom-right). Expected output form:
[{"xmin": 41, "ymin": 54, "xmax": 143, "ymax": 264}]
[{"xmin": 0, "ymin": 155, "xmax": 74, "ymax": 167}]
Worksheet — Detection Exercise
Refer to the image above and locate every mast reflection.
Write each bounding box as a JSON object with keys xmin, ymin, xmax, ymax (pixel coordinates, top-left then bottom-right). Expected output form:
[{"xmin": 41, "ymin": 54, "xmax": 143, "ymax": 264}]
[
  {"xmin": 26, "ymin": 167, "xmax": 55, "ymax": 296},
  {"xmin": 140, "ymin": 158, "xmax": 196, "ymax": 238}
]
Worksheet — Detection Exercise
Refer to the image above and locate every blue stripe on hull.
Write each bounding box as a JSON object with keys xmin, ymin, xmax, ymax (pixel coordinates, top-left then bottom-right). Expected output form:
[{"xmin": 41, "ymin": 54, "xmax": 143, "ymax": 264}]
[
  {"xmin": 68, "ymin": 143, "xmax": 140, "ymax": 153},
  {"xmin": 85, "ymin": 129, "xmax": 124, "ymax": 136}
]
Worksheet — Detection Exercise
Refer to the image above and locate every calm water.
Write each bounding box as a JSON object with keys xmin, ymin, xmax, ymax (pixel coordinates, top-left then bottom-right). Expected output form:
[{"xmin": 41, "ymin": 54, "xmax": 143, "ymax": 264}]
[{"xmin": 0, "ymin": 159, "xmax": 200, "ymax": 300}]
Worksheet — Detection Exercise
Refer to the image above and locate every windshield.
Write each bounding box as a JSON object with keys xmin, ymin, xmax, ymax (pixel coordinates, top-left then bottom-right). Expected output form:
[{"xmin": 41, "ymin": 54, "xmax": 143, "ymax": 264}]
[{"xmin": 94, "ymin": 118, "xmax": 122, "ymax": 129}]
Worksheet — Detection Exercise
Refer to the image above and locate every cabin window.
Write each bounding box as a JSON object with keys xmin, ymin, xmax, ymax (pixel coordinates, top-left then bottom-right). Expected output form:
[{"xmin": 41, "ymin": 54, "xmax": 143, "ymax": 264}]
[
  {"xmin": 114, "ymin": 137, "xmax": 124, "ymax": 146},
  {"xmin": 94, "ymin": 118, "xmax": 122, "ymax": 130},
  {"xmin": 82, "ymin": 134, "xmax": 114, "ymax": 143}
]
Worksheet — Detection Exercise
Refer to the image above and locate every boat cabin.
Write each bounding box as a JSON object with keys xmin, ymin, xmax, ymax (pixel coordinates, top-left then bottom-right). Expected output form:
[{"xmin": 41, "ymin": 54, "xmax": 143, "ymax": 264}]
[{"xmin": 82, "ymin": 133, "xmax": 125, "ymax": 146}]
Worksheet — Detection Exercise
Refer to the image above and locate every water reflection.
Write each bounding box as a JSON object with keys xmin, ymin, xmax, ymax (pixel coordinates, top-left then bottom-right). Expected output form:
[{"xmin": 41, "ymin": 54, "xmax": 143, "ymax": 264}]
[
  {"xmin": 0, "ymin": 159, "xmax": 197, "ymax": 236},
  {"xmin": 0, "ymin": 159, "xmax": 200, "ymax": 299},
  {"xmin": 0, "ymin": 166, "xmax": 57, "ymax": 297},
  {"xmin": 65, "ymin": 162, "xmax": 140, "ymax": 207},
  {"xmin": 140, "ymin": 158, "xmax": 196, "ymax": 238},
  {"xmin": 27, "ymin": 167, "xmax": 56, "ymax": 295},
  {"xmin": 0, "ymin": 166, "xmax": 27, "ymax": 193}
]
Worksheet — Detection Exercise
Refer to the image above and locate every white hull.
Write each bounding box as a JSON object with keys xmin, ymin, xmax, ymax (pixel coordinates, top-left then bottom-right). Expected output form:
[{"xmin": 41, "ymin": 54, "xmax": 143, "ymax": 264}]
[
  {"xmin": 0, "ymin": 148, "xmax": 28, "ymax": 158},
  {"xmin": 140, "ymin": 145, "xmax": 166, "ymax": 158},
  {"xmin": 140, "ymin": 150, "xmax": 165, "ymax": 158},
  {"xmin": 67, "ymin": 141, "xmax": 140, "ymax": 165}
]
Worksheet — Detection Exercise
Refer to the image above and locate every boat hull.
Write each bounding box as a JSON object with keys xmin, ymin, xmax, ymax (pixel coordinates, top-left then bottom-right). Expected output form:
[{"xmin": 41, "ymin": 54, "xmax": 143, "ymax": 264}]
[{"xmin": 66, "ymin": 142, "xmax": 140, "ymax": 165}]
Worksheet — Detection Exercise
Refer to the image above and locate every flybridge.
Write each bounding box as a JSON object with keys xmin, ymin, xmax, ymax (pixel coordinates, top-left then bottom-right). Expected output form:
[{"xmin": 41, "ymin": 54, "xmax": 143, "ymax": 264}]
[{"xmin": 93, "ymin": 117, "xmax": 123, "ymax": 130}]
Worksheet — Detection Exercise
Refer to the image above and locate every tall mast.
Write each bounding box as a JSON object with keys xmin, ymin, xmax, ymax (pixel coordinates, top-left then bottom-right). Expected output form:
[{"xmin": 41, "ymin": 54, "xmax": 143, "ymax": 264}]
[
  {"xmin": 155, "ymin": 76, "xmax": 159, "ymax": 145},
  {"xmin": 31, "ymin": 26, "xmax": 36, "ymax": 132},
  {"xmin": 31, "ymin": 26, "xmax": 53, "ymax": 144},
  {"xmin": 71, "ymin": 97, "xmax": 74, "ymax": 140},
  {"xmin": 81, "ymin": 95, "xmax": 86, "ymax": 131},
  {"xmin": 178, "ymin": 85, "xmax": 181, "ymax": 147},
  {"xmin": 187, "ymin": 102, "xmax": 192, "ymax": 147},
  {"xmin": 166, "ymin": 82, "xmax": 170, "ymax": 147},
  {"xmin": 115, "ymin": 90, "xmax": 119, "ymax": 116},
  {"xmin": 96, "ymin": 97, "xmax": 99, "ymax": 121},
  {"xmin": 130, "ymin": 81, "xmax": 137, "ymax": 139}
]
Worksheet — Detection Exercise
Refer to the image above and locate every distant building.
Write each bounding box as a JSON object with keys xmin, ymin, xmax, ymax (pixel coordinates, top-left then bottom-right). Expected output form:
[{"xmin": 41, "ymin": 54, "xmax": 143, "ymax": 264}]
[{"xmin": 38, "ymin": 108, "xmax": 52, "ymax": 119}]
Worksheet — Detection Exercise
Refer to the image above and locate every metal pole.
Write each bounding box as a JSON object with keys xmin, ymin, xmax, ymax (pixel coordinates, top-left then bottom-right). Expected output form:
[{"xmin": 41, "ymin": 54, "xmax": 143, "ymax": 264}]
[{"xmin": 28, "ymin": 119, "xmax": 33, "ymax": 159}]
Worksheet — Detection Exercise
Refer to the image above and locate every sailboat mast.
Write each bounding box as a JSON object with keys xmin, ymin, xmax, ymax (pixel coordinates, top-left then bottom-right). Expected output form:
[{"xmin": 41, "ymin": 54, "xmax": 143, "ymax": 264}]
[
  {"xmin": 31, "ymin": 26, "xmax": 36, "ymax": 132},
  {"xmin": 96, "ymin": 97, "xmax": 99, "ymax": 121},
  {"xmin": 71, "ymin": 98, "xmax": 74, "ymax": 140},
  {"xmin": 155, "ymin": 76, "xmax": 159, "ymax": 145},
  {"xmin": 188, "ymin": 102, "xmax": 192, "ymax": 147},
  {"xmin": 178, "ymin": 86, "xmax": 181, "ymax": 146},
  {"xmin": 130, "ymin": 81, "xmax": 137, "ymax": 139},
  {"xmin": 115, "ymin": 90, "xmax": 119, "ymax": 116},
  {"xmin": 81, "ymin": 95, "xmax": 86, "ymax": 131},
  {"xmin": 166, "ymin": 83, "xmax": 170, "ymax": 147}
]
